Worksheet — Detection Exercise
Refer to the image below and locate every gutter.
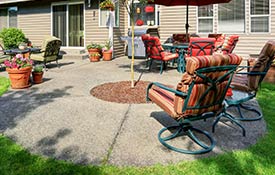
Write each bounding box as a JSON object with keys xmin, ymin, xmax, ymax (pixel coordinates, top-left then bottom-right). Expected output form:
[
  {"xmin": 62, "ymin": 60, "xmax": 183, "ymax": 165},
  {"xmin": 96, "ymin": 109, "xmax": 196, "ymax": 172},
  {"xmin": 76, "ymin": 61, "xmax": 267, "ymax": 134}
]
[{"xmin": 0, "ymin": 0, "xmax": 34, "ymax": 5}]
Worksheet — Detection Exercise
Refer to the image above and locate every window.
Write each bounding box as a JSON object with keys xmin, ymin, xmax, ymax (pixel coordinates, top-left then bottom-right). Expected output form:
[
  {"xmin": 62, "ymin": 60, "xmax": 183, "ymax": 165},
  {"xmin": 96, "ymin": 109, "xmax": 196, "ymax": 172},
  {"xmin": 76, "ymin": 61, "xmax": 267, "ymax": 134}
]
[
  {"xmin": 99, "ymin": 0, "xmax": 119, "ymax": 27},
  {"xmin": 250, "ymin": 0, "xmax": 270, "ymax": 32},
  {"xmin": 198, "ymin": 5, "xmax": 213, "ymax": 33},
  {"xmin": 218, "ymin": 0, "xmax": 245, "ymax": 33},
  {"xmin": 0, "ymin": 7, "xmax": 17, "ymax": 30},
  {"xmin": 52, "ymin": 3, "xmax": 84, "ymax": 47}
]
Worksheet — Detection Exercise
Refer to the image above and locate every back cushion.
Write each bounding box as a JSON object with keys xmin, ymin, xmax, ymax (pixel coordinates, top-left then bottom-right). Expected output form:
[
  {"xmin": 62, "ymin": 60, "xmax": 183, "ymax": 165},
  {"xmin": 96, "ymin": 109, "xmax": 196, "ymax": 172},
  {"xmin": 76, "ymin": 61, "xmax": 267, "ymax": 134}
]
[
  {"xmin": 148, "ymin": 36, "xmax": 164, "ymax": 60},
  {"xmin": 248, "ymin": 40, "xmax": 275, "ymax": 91},
  {"xmin": 222, "ymin": 35, "xmax": 239, "ymax": 54},
  {"xmin": 174, "ymin": 54, "xmax": 242, "ymax": 117},
  {"xmin": 172, "ymin": 34, "xmax": 189, "ymax": 44},
  {"xmin": 189, "ymin": 37, "xmax": 216, "ymax": 56}
]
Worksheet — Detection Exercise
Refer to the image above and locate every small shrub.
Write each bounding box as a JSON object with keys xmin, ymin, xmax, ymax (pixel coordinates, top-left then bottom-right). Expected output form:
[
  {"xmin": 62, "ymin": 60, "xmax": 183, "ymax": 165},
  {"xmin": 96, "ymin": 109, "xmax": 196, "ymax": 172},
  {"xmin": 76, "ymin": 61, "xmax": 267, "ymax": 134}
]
[
  {"xmin": 33, "ymin": 65, "xmax": 43, "ymax": 73},
  {"xmin": 0, "ymin": 28, "xmax": 26, "ymax": 49}
]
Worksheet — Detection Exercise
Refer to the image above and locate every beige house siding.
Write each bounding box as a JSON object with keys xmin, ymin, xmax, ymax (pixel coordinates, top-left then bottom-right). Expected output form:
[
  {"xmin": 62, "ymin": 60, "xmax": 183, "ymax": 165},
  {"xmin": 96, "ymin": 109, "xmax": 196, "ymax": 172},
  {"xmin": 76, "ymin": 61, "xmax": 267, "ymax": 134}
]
[
  {"xmin": 18, "ymin": 5, "xmax": 51, "ymax": 46},
  {"xmin": 157, "ymin": 0, "xmax": 275, "ymax": 59}
]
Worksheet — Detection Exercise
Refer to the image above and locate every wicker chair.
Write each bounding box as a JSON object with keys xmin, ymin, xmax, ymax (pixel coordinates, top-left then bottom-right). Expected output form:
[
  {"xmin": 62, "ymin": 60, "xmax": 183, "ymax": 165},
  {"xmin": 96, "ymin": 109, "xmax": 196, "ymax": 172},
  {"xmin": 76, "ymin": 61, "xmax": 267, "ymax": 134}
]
[{"xmin": 30, "ymin": 36, "xmax": 62, "ymax": 67}]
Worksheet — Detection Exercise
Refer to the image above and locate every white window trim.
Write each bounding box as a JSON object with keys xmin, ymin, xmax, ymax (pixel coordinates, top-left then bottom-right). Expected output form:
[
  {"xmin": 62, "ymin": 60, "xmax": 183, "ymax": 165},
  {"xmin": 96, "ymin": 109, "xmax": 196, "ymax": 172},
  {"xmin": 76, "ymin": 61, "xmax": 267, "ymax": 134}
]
[
  {"xmin": 98, "ymin": 0, "xmax": 119, "ymax": 28},
  {"xmin": 249, "ymin": 0, "xmax": 271, "ymax": 33},
  {"xmin": 196, "ymin": 6, "xmax": 214, "ymax": 34},
  {"xmin": 51, "ymin": 1, "xmax": 85, "ymax": 48},
  {"xmin": 0, "ymin": 7, "xmax": 17, "ymax": 28}
]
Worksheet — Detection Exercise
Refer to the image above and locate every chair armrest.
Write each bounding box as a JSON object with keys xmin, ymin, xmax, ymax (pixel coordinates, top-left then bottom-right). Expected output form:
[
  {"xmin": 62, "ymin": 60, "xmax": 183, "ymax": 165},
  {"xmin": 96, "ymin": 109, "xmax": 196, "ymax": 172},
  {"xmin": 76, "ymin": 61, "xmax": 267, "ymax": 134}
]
[{"xmin": 146, "ymin": 82, "xmax": 187, "ymax": 101}]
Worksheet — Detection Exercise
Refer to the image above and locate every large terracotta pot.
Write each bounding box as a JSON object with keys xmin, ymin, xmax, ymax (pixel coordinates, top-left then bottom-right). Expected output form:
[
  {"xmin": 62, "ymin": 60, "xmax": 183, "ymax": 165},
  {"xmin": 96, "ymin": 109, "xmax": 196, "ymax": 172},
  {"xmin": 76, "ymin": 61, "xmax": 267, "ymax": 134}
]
[
  {"xmin": 32, "ymin": 72, "xmax": 43, "ymax": 84},
  {"xmin": 6, "ymin": 67, "xmax": 32, "ymax": 89},
  {"xmin": 102, "ymin": 51, "xmax": 112, "ymax": 61}
]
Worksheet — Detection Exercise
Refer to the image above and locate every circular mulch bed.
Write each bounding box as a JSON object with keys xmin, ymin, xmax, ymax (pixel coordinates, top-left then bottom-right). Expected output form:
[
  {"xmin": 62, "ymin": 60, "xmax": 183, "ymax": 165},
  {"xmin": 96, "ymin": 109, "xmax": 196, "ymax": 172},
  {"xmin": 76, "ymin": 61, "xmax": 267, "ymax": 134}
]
[{"xmin": 90, "ymin": 81, "xmax": 151, "ymax": 104}]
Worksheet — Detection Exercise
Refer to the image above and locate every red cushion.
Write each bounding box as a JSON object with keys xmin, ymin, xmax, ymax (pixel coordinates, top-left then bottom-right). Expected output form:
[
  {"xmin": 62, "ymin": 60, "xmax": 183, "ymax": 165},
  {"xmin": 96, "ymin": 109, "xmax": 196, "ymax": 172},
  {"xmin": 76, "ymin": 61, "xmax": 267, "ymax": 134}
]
[{"xmin": 189, "ymin": 37, "xmax": 216, "ymax": 56}]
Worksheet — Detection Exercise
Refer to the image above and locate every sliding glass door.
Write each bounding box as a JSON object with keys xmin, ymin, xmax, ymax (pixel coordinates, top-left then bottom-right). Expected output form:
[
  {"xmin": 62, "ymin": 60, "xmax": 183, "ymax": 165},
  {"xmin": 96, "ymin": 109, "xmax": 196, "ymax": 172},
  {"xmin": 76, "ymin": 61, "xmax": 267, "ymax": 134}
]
[{"xmin": 52, "ymin": 3, "xmax": 84, "ymax": 47}]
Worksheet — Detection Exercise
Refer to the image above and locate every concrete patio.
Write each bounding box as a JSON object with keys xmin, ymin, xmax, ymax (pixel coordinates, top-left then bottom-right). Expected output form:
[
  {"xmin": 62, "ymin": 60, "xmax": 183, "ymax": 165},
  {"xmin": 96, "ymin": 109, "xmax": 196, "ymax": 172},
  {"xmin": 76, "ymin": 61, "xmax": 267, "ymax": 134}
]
[{"xmin": 0, "ymin": 56, "xmax": 266, "ymax": 166}]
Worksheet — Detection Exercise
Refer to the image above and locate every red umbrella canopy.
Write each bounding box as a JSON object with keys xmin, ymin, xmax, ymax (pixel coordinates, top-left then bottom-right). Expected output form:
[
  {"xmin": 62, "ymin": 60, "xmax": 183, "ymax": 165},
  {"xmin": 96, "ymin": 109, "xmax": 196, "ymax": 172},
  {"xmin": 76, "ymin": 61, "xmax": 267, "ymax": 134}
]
[{"xmin": 149, "ymin": 0, "xmax": 231, "ymax": 6}]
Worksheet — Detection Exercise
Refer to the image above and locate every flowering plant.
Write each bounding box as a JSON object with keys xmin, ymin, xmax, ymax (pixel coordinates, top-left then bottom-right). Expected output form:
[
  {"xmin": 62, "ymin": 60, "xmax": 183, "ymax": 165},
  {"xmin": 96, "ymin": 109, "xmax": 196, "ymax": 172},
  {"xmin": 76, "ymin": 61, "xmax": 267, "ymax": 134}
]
[
  {"xmin": 102, "ymin": 40, "xmax": 113, "ymax": 52},
  {"xmin": 4, "ymin": 54, "xmax": 33, "ymax": 69}
]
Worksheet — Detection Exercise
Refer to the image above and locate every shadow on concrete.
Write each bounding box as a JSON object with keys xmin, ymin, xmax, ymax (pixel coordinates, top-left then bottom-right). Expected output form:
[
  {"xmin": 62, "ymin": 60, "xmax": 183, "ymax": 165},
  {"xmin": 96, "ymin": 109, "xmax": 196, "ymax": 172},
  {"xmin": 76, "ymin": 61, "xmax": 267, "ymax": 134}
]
[{"xmin": 0, "ymin": 86, "xmax": 72, "ymax": 132}]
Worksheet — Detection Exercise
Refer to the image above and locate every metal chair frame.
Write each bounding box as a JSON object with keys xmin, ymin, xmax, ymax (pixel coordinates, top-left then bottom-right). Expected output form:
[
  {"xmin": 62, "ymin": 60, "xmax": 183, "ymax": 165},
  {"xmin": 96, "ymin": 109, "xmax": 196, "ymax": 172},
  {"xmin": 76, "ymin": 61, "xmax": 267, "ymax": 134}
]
[
  {"xmin": 189, "ymin": 40, "xmax": 215, "ymax": 56},
  {"xmin": 147, "ymin": 64, "xmax": 245, "ymax": 154}
]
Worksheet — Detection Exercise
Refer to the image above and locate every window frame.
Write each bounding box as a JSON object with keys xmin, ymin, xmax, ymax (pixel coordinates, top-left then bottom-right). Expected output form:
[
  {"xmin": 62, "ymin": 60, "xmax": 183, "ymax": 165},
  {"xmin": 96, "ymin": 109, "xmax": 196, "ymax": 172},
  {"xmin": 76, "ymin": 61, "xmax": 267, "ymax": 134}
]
[
  {"xmin": 127, "ymin": 1, "xmax": 159, "ymax": 27},
  {"xmin": 197, "ymin": 5, "xmax": 214, "ymax": 34},
  {"xmin": 249, "ymin": 0, "xmax": 271, "ymax": 33},
  {"xmin": 0, "ymin": 6, "xmax": 18, "ymax": 29},
  {"xmin": 98, "ymin": 0, "xmax": 119, "ymax": 28},
  {"xmin": 51, "ymin": 1, "xmax": 85, "ymax": 48}
]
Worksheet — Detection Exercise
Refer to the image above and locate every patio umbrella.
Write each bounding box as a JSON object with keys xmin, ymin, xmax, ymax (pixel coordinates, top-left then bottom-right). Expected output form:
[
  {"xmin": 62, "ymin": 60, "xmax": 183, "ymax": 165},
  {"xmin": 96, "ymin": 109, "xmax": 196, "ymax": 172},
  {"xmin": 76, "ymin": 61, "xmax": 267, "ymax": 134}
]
[{"xmin": 149, "ymin": 0, "xmax": 232, "ymax": 41}]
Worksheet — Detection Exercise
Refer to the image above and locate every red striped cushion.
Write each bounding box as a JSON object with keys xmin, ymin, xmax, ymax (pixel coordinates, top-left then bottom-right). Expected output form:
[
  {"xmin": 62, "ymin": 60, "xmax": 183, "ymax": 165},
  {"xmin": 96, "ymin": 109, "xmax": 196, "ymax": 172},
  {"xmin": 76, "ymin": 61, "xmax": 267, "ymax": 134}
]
[
  {"xmin": 148, "ymin": 85, "xmax": 177, "ymax": 118},
  {"xmin": 185, "ymin": 54, "xmax": 242, "ymax": 75}
]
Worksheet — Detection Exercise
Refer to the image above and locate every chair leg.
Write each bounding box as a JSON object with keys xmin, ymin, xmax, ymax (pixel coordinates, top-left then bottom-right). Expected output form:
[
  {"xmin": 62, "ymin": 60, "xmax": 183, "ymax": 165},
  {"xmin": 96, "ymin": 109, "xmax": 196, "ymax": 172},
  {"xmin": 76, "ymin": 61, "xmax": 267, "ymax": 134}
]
[
  {"xmin": 158, "ymin": 122, "xmax": 215, "ymax": 154},
  {"xmin": 227, "ymin": 103, "xmax": 263, "ymax": 121},
  {"xmin": 148, "ymin": 59, "xmax": 153, "ymax": 71},
  {"xmin": 160, "ymin": 61, "xmax": 165, "ymax": 74},
  {"xmin": 56, "ymin": 59, "xmax": 60, "ymax": 68},
  {"xmin": 212, "ymin": 111, "xmax": 246, "ymax": 137}
]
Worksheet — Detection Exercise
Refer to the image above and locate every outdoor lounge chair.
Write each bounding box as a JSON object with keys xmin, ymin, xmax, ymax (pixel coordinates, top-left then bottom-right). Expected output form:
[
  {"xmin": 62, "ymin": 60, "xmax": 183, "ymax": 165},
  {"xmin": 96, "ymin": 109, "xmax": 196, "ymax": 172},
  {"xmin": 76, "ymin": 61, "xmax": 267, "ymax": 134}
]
[
  {"xmin": 221, "ymin": 35, "xmax": 239, "ymax": 54},
  {"xmin": 147, "ymin": 54, "xmax": 243, "ymax": 154},
  {"xmin": 30, "ymin": 36, "xmax": 62, "ymax": 67},
  {"xmin": 142, "ymin": 34, "xmax": 179, "ymax": 74},
  {"xmin": 188, "ymin": 37, "xmax": 216, "ymax": 56},
  {"xmin": 219, "ymin": 40, "xmax": 275, "ymax": 121}
]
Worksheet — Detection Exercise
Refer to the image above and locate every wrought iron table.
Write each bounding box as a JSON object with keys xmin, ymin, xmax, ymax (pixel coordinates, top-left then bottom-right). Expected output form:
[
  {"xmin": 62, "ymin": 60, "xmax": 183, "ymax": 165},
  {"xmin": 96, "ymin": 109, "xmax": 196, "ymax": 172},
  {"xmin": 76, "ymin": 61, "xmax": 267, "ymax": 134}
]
[{"xmin": 162, "ymin": 43, "xmax": 189, "ymax": 73}]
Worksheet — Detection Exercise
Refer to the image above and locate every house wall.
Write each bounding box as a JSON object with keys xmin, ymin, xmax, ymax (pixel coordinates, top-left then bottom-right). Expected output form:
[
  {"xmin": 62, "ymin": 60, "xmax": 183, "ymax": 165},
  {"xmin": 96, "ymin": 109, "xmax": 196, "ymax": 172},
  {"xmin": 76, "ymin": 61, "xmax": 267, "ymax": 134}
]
[
  {"xmin": 157, "ymin": 0, "xmax": 275, "ymax": 59},
  {"xmin": 2, "ymin": 0, "xmax": 126, "ymax": 57}
]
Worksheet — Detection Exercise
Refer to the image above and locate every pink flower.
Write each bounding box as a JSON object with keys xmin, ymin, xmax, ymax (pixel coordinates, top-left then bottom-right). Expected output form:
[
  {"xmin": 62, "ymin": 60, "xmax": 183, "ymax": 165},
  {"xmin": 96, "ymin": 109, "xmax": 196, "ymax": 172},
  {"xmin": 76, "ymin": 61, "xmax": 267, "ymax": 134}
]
[{"xmin": 4, "ymin": 54, "xmax": 32, "ymax": 69}]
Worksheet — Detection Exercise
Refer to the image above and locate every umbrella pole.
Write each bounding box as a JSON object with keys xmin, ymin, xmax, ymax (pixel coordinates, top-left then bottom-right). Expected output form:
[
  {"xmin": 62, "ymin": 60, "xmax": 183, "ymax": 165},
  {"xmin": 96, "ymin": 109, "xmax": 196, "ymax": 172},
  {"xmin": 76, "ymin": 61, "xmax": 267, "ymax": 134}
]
[{"xmin": 185, "ymin": 1, "xmax": 189, "ymax": 42}]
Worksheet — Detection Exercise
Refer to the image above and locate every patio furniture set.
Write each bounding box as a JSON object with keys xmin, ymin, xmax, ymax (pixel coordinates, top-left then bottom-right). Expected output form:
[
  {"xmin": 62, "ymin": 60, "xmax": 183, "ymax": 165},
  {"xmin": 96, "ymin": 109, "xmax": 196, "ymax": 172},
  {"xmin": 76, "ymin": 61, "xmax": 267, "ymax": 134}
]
[{"xmin": 145, "ymin": 38, "xmax": 275, "ymax": 154}]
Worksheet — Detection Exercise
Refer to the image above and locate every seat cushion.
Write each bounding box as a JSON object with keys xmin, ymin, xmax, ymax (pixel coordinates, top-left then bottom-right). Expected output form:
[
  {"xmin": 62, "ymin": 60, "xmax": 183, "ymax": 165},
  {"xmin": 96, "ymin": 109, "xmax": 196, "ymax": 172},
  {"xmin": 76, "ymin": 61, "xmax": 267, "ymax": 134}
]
[
  {"xmin": 161, "ymin": 52, "xmax": 179, "ymax": 61},
  {"xmin": 148, "ymin": 85, "xmax": 177, "ymax": 118}
]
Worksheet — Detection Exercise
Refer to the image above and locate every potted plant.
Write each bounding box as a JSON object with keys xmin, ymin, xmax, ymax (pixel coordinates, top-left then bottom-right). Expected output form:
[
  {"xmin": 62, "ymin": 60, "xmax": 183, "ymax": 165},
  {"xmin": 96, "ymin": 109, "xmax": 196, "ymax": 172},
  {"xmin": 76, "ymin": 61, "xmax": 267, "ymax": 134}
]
[
  {"xmin": 0, "ymin": 28, "xmax": 26, "ymax": 49},
  {"xmin": 99, "ymin": 0, "xmax": 115, "ymax": 11},
  {"xmin": 4, "ymin": 54, "xmax": 33, "ymax": 89},
  {"xmin": 102, "ymin": 40, "xmax": 113, "ymax": 61},
  {"xmin": 32, "ymin": 64, "xmax": 44, "ymax": 84},
  {"xmin": 89, "ymin": 53, "xmax": 101, "ymax": 62}
]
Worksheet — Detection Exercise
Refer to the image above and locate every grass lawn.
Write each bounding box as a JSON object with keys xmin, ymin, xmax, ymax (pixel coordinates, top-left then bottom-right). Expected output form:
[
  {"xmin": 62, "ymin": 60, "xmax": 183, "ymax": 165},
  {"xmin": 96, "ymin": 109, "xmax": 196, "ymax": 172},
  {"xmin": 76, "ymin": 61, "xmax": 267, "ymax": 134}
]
[{"xmin": 0, "ymin": 76, "xmax": 275, "ymax": 175}]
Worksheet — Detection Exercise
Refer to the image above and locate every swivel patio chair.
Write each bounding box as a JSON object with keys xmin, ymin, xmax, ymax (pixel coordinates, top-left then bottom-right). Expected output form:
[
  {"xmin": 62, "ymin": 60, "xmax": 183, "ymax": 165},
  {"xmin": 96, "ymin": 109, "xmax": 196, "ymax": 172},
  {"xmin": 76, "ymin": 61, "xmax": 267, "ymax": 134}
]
[
  {"xmin": 221, "ymin": 35, "xmax": 239, "ymax": 54},
  {"xmin": 142, "ymin": 34, "xmax": 179, "ymax": 74},
  {"xmin": 147, "ymin": 54, "xmax": 243, "ymax": 154},
  {"xmin": 208, "ymin": 34, "xmax": 226, "ymax": 51},
  {"xmin": 220, "ymin": 40, "xmax": 275, "ymax": 121},
  {"xmin": 188, "ymin": 37, "xmax": 216, "ymax": 56},
  {"xmin": 30, "ymin": 36, "xmax": 62, "ymax": 67}
]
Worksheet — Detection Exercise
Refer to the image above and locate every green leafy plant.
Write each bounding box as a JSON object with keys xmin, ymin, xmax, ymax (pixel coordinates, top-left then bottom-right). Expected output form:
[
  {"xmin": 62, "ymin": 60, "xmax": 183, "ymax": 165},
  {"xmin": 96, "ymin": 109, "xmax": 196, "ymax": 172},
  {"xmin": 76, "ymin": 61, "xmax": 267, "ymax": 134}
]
[
  {"xmin": 90, "ymin": 53, "xmax": 101, "ymax": 57},
  {"xmin": 86, "ymin": 43, "xmax": 102, "ymax": 50},
  {"xmin": 103, "ymin": 40, "xmax": 112, "ymax": 52},
  {"xmin": 0, "ymin": 28, "xmax": 26, "ymax": 49},
  {"xmin": 33, "ymin": 64, "xmax": 43, "ymax": 73},
  {"xmin": 99, "ymin": 0, "xmax": 115, "ymax": 10}
]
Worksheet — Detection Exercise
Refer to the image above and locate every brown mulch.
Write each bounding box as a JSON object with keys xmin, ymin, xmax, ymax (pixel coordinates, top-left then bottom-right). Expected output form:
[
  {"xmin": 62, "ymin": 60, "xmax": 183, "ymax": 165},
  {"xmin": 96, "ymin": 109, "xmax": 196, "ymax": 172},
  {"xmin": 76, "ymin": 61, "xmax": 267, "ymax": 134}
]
[{"xmin": 90, "ymin": 81, "xmax": 151, "ymax": 104}]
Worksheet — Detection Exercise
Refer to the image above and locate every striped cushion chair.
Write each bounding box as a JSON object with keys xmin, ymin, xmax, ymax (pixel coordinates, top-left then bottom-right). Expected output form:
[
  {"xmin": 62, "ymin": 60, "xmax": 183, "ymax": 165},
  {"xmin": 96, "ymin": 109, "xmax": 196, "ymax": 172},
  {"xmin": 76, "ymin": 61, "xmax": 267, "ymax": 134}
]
[
  {"xmin": 146, "ymin": 54, "xmax": 243, "ymax": 154},
  {"xmin": 221, "ymin": 35, "xmax": 239, "ymax": 54},
  {"xmin": 222, "ymin": 40, "xmax": 275, "ymax": 121},
  {"xmin": 188, "ymin": 37, "xmax": 216, "ymax": 56},
  {"xmin": 142, "ymin": 34, "xmax": 179, "ymax": 74}
]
